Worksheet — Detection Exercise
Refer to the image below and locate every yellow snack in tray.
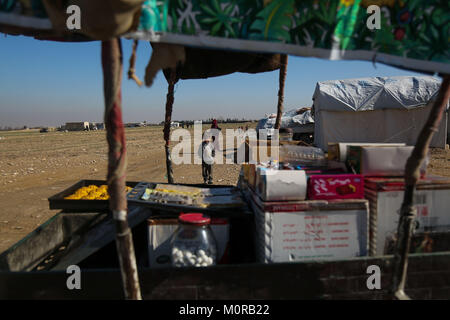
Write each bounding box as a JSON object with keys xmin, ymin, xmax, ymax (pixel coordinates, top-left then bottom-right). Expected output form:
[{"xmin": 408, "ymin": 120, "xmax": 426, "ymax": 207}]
[{"xmin": 64, "ymin": 184, "xmax": 132, "ymax": 200}]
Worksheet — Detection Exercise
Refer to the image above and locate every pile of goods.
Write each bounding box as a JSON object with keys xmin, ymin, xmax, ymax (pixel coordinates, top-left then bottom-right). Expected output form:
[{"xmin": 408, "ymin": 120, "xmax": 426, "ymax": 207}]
[
  {"xmin": 239, "ymin": 141, "xmax": 450, "ymax": 262},
  {"xmin": 64, "ymin": 184, "xmax": 132, "ymax": 200},
  {"xmin": 239, "ymin": 144, "xmax": 369, "ymax": 263}
]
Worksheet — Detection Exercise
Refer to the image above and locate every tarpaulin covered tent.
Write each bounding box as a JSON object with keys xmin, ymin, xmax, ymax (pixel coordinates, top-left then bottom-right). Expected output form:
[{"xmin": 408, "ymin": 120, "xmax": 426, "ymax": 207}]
[{"xmin": 312, "ymin": 76, "xmax": 448, "ymax": 151}]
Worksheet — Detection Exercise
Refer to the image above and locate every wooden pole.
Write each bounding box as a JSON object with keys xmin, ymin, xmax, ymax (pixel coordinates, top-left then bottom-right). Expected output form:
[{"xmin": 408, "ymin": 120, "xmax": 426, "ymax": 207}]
[
  {"xmin": 391, "ymin": 75, "xmax": 450, "ymax": 300},
  {"xmin": 128, "ymin": 40, "xmax": 143, "ymax": 86},
  {"xmin": 163, "ymin": 69, "xmax": 178, "ymax": 184},
  {"xmin": 274, "ymin": 54, "xmax": 288, "ymax": 130},
  {"xmin": 102, "ymin": 38, "xmax": 142, "ymax": 300}
]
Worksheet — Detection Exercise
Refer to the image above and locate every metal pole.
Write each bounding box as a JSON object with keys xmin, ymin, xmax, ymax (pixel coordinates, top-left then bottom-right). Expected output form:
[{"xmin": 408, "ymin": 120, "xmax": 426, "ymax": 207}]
[
  {"xmin": 274, "ymin": 54, "xmax": 288, "ymax": 130},
  {"xmin": 101, "ymin": 38, "xmax": 142, "ymax": 300},
  {"xmin": 391, "ymin": 75, "xmax": 450, "ymax": 300}
]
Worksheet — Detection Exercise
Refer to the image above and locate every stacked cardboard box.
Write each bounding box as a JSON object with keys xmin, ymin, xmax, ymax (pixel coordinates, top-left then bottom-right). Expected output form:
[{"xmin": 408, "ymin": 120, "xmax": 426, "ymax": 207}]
[
  {"xmin": 239, "ymin": 151, "xmax": 369, "ymax": 263},
  {"xmin": 326, "ymin": 143, "xmax": 450, "ymax": 256},
  {"xmin": 248, "ymin": 188, "xmax": 369, "ymax": 263},
  {"xmin": 239, "ymin": 142, "xmax": 450, "ymax": 262},
  {"xmin": 364, "ymin": 176, "xmax": 450, "ymax": 256}
]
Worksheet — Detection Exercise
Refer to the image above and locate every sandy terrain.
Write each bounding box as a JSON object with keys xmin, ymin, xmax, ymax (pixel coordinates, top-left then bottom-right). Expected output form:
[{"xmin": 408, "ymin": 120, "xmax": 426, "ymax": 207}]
[
  {"xmin": 0, "ymin": 123, "xmax": 252, "ymax": 254},
  {"xmin": 0, "ymin": 124, "xmax": 449, "ymax": 254}
]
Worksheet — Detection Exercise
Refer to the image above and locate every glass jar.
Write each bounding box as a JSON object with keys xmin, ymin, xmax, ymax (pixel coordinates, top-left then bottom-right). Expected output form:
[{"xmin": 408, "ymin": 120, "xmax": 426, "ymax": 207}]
[{"xmin": 171, "ymin": 213, "xmax": 217, "ymax": 267}]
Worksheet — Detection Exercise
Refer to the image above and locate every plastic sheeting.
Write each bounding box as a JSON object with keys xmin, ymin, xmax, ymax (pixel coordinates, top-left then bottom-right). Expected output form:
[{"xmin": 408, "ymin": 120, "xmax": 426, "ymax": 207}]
[
  {"xmin": 256, "ymin": 108, "xmax": 314, "ymax": 131},
  {"xmin": 313, "ymin": 77, "xmax": 448, "ymax": 151},
  {"xmin": 312, "ymin": 76, "xmax": 442, "ymax": 112}
]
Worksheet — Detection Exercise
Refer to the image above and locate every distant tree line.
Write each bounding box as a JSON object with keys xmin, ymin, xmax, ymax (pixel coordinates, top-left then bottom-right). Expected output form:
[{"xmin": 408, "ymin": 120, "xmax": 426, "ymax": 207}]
[
  {"xmin": 0, "ymin": 118, "xmax": 257, "ymax": 131},
  {"xmin": 158, "ymin": 118, "xmax": 256, "ymax": 126},
  {"xmin": 0, "ymin": 125, "xmax": 29, "ymax": 131}
]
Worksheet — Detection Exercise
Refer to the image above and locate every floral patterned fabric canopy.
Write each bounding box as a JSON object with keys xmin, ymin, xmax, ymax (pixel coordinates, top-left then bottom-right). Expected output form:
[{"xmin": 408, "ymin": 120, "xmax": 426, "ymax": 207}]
[
  {"xmin": 1, "ymin": 0, "xmax": 449, "ymax": 73},
  {"xmin": 133, "ymin": 0, "xmax": 449, "ymax": 74}
]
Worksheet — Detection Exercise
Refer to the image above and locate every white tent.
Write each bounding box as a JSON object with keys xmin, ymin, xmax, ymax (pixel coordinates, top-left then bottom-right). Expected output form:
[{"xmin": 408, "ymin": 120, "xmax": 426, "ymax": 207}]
[{"xmin": 312, "ymin": 76, "xmax": 448, "ymax": 151}]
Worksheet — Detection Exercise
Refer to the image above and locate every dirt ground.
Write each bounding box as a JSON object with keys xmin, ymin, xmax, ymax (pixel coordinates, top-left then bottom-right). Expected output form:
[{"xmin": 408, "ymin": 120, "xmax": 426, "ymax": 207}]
[
  {"xmin": 0, "ymin": 123, "xmax": 250, "ymax": 254},
  {"xmin": 0, "ymin": 124, "xmax": 449, "ymax": 254}
]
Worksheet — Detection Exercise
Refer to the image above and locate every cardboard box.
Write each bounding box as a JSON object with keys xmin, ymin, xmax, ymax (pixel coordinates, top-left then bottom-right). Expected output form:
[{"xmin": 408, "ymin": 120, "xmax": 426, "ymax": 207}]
[
  {"xmin": 147, "ymin": 218, "xmax": 230, "ymax": 268},
  {"xmin": 249, "ymin": 190, "xmax": 369, "ymax": 263},
  {"xmin": 347, "ymin": 145, "xmax": 427, "ymax": 176},
  {"xmin": 307, "ymin": 174, "xmax": 364, "ymax": 200},
  {"xmin": 255, "ymin": 167, "xmax": 307, "ymax": 201},
  {"xmin": 328, "ymin": 143, "xmax": 405, "ymax": 162},
  {"xmin": 364, "ymin": 176, "xmax": 450, "ymax": 256}
]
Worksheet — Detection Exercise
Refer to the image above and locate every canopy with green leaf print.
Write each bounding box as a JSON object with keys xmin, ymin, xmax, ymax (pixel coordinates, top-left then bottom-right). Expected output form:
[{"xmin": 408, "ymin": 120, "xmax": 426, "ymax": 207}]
[
  {"xmin": 1, "ymin": 0, "xmax": 449, "ymax": 73},
  {"xmin": 132, "ymin": 0, "xmax": 449, "ymax": 74}
]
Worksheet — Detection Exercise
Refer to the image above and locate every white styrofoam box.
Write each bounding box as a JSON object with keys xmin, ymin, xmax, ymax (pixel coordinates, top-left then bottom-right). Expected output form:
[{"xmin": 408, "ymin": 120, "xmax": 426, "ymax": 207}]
[
  {"xmin": 348, "ymin": 146, "xmax": 428, "ymax": 176},
  {"xmin": 249, "ymin": 191, "xmax": 369, "ymax": 263},
  {"xmin": 255, "ymin": 167, "xmax": 307, "ymax": 201},
  {"xmin": 147, "ymin": 218, "xmax": 230, "ymax": 268},
  {"xmin": 361, "ymin": 146, "xmax": 427, "ymax": 176},
  {"xmin": 365, "ymin": 186, "xmax": 450, "ymax": 256},
  {"xmin": 327, "ymin": 142, "xmax": 405, "ymax": 162}
]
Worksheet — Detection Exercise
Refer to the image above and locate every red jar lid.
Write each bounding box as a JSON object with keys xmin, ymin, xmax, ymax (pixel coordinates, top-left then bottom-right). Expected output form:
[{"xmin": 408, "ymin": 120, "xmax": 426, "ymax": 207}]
[{"xmin": 179, "ymin": 213, "xmax": 211, "ymax": 226}]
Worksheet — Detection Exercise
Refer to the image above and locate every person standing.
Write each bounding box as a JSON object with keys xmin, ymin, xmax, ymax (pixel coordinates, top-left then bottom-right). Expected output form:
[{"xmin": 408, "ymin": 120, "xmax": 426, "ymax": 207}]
[
  {"xmin": 211, "ymin": 119, "xmax": 221, "ymax": 131},
  {"xmin": 200, "ymin": 135, "xmax": 215, "ymax": 184}
]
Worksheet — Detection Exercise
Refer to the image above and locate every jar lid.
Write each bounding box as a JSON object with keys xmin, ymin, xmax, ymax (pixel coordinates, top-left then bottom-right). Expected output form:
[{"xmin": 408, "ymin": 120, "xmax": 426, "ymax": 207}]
[{"xmin": 178, "ymin": 213, "xmax": 211, "ymax": 226}]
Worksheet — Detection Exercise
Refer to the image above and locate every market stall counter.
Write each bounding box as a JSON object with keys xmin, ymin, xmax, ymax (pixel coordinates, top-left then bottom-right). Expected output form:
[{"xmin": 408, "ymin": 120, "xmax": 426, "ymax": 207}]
[{"xmin": 1, "ymin": 181, "xmax": 450, "ymax": 299}]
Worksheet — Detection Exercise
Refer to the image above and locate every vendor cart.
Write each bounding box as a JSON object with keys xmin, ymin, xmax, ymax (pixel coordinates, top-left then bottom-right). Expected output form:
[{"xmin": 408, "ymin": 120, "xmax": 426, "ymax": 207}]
[
  {"xmin": 1, "ymin": 181, "xmax": 450, "ymax": 299},
  {"xmin": 1, "ymin": 0, "xmax": 449, "ymax": 300}
]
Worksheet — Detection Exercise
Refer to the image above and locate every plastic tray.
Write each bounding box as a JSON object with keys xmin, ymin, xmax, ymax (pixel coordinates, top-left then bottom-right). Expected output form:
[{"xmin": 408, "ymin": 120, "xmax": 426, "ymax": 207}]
[{"xmin": 48, "ymin": 179, "xmax": 140, "ymax": 212}]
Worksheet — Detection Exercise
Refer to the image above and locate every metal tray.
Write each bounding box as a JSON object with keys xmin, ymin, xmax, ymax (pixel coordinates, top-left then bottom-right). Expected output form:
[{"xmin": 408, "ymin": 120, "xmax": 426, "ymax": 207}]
[
  {"xmin": 127, "ymin": 182, "xmax": 248, "ymax": 216},
  {"xmin": 48, "ymin": 180, "xmax": 140, "ymax": 212}
]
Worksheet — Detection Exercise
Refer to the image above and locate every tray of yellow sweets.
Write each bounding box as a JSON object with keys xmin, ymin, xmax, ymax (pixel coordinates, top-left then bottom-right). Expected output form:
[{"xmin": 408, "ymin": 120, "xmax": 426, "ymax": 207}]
[{"xmin": 48, "ymin": 180, "xmax": 140, "ymax": 212}]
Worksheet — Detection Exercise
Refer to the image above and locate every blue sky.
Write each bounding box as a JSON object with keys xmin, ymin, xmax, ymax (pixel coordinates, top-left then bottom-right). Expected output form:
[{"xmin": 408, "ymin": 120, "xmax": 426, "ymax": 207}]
[{"xmin": 0, "ymin": 35, "xmax": 427, "ymax": 128}]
